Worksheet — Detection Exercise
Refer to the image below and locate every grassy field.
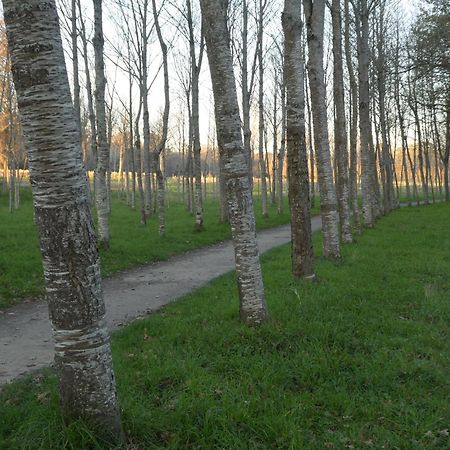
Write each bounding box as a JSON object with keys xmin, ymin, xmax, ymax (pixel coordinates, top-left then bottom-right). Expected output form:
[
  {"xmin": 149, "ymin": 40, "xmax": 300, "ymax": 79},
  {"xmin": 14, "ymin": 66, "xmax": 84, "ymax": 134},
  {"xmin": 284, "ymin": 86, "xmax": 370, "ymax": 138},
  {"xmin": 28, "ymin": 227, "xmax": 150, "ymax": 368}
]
[
  {"xmin": 0, "ymin": 203, "xmax": 449, "ymax": 449},
  {"xmin": 0, "ymin": 185, "xmax": 309, "ymax": 308}
]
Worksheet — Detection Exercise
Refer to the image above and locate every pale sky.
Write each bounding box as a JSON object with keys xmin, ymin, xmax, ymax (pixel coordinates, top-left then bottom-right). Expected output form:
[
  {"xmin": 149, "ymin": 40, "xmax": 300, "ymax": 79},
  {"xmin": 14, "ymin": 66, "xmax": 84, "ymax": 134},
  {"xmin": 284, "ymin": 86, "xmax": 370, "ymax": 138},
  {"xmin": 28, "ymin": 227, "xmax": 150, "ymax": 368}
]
[{"xmin": 7, "ymin": 0, "xmax": 421, "ymax": 149}]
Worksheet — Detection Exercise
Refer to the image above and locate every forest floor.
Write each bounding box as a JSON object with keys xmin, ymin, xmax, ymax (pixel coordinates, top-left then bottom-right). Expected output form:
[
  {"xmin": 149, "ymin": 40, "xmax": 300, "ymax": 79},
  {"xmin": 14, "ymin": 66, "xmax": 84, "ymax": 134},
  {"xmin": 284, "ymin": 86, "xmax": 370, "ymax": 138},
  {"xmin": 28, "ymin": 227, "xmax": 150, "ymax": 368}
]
[{"xmin": 0, "ymin": 202, "xmax": 449, "ymax": 449}]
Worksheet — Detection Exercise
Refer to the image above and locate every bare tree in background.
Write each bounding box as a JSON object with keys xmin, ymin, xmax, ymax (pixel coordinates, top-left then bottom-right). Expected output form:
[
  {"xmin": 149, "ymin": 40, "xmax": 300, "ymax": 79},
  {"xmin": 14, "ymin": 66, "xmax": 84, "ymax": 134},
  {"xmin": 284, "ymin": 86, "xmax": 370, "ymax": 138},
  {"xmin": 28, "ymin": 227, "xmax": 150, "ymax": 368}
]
[
  {"xmin": 152, "ymin": 0, "xmax": 170, "ymax": 236},
  {"xmin": 186, "ymin": 0, "xmax": 205, "ymax": 229}
]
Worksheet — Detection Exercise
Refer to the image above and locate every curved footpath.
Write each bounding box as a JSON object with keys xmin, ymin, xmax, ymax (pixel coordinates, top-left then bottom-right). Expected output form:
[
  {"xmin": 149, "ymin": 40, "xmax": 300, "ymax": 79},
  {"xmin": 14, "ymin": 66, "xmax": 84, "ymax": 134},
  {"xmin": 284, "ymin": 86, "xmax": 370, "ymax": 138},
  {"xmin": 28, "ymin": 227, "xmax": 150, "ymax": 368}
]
[{"xmin": 0, "ymin": 216, "xmax": 322, "ymax": 386}]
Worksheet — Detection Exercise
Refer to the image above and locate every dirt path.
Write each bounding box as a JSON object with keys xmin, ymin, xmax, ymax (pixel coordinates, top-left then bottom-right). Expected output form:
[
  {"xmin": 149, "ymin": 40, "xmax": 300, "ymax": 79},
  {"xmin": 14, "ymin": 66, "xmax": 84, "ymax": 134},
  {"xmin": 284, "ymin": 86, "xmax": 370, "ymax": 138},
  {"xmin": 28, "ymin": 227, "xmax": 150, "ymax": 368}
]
[{"xmin": 0, "ymin": 216, "xmax": 322, "ymax": 386}]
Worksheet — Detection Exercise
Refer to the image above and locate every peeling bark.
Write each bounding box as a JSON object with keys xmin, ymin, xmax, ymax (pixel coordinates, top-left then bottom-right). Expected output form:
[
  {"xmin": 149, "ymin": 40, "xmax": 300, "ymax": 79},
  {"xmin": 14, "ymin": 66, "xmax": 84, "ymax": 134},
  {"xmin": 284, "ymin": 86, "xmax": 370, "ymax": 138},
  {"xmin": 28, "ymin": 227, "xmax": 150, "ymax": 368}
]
[{"xmin": 3, "ymin": 0, "xmax": 122, "ymax": 439}]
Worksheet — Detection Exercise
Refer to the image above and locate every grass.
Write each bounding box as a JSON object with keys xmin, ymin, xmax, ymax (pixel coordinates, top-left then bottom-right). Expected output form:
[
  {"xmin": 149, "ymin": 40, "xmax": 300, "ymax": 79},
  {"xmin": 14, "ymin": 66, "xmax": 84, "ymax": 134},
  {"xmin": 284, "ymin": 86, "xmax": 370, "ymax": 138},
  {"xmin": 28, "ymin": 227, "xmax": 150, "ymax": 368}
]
[
  {"xmin": 0, "ymin": 202, "xmax": 449, "ymax": 449},
  {"xmin": 0, "ymin": 184, "xmax": 311, "ymax": 308}
]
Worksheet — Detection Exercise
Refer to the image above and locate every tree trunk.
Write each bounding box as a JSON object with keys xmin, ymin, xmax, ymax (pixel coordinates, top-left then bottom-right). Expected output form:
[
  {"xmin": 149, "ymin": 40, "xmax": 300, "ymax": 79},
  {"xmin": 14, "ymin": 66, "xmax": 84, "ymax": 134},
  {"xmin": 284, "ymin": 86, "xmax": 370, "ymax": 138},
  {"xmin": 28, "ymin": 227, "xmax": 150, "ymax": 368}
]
[
  {"xmin": 71, "ymin": 0, "xmax": 81, "ymax": 140},
  {"xmin": 282, "ymin": 0, "xmax": 315, "ymax": 279},
  {"xmin": 152, "ymin": 0, "xmax": 169, "ymax": 236},
  {"xmin": 305, "ymin": 71, "xmax": 315, "ymax": 208},
  {"xmin": 344, "ymin": 0, "xmax": 360, "ymax": 227},
  {"xmin": 3, "ymin": 0, "xmax": 122, "ymax": 439},
  {"xmin": 331, "ymin": 0, "xmax": 352, "ymax": 243},
  {"xmin": 77, "ymin": 0, "xmax": 97, "ymax": 195},
  {"xmin": 134, "ymin": 101, "xmax": 146, "ymax": 225},
  {"xmin": 271, "ymin": 80, "xmax": 278, "ymax": 205},
  {"xmin": 93, "ymin": 0, "xmax": 110, "ymax": 247},
  {"xmin": 356, "ymin": 0, "xmax": 375, "ymax": 226},
  {"xmin": 375, "ymin": 4, "xmax": 394, "ymax": 213},
  {"xmin": 186, "ymin": 0, "xmax": 204, "ymax": 230},
  {"xmin": 277, "ymin": 82, "xmax": 286, "ymax": 215},
  {"xmin": 242, "ymin": 0, "xmax": 253, "ymax": 189},
  {"xmin": 257, "ymin": 0, "xmax": 269, "ymax": 218},
  {"xmin": 303, "ymin": 0, "xmax": 340, "ymax": 258},
  {"xmin": 445, "ymin": 99, "xmax": 450, "ymax": 200},
  {"xmin": 201, "ymin": 0, "xmax": 268, "ymax": 324}
]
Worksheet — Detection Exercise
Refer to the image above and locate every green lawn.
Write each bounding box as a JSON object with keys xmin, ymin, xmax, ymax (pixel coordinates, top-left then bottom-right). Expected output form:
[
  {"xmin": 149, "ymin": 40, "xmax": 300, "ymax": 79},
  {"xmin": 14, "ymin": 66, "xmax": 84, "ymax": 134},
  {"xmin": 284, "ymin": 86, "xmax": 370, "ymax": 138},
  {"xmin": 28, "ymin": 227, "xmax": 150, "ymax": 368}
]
[
  {"xmin": 0, "ymin": 203, "xmax": 449, "ymax": 449},
  {"xmin": 0, "ymin": 185, "xmax": 305, "ymax": 308}
]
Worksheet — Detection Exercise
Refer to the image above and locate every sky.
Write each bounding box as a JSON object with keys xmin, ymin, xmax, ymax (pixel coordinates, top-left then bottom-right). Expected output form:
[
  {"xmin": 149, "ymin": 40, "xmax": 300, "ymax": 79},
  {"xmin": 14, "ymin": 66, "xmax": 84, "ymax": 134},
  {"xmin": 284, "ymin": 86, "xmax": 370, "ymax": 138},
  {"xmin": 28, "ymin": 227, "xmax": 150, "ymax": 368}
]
[{"xmin": 3, "ymin": 0, "xmax": 421, "ymax": 149}]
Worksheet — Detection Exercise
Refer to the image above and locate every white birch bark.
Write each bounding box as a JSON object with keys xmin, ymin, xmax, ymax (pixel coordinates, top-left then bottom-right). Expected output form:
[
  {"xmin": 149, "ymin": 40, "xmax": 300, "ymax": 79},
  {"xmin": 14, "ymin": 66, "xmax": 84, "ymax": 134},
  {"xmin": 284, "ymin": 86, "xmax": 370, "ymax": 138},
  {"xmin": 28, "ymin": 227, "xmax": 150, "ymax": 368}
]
[
  {"xmin": 277, "ymin": 80, "xmax": 286, "ymax": 215},
  {"xmin": 331, "ymin": 0, "xmax": 352, "ymax": 243},
  {"xmin": 355, "ymin": 0, "xmax": 375, "ymax": 227},
  {"xmin": 344, "ymin": 0, "xmax": 360, "ymax": 227},
  {"xmin": 77, "ymin": 0, "xmax": 97, "ymax": 190},
  {"xmin": 200, "ymin": 0, "xmax": 268, "ymax": 324},
  {"xmin": 303, "ymin": 0, "xmax": 341, "ymax": 258},
  {"xmin": 71, "ymin": 0, "xmax": 81, "ymax": 140},
  {"xmin": 282, "ymin": 0, "xmax": 315, "ymax": 279},
  {"xmin": 257, "ymin": 0, "xmax": 269, "ymax": 218},
  {"xmin": 152, "ymin": 0, "xmax": 170, "ymax": 236},
  {"xmin": 3, "ymin": 0, "xmax": 122, "ymax": 439},
  {"xmin": 93, "ymin": 0, "xmax": 110, "ymax": 247},
  {"xmin": 186, "ymin": 0, "xmax": 204, "ymax": 229}
]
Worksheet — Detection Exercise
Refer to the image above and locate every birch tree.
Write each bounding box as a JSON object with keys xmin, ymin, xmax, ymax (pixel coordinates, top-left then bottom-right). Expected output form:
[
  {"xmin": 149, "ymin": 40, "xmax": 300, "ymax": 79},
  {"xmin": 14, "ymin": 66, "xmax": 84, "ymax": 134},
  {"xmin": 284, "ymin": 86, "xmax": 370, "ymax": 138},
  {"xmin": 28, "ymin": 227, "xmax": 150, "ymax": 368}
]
[
  {"xmin": 186, "ymin": 0, "xmax": 205, "ymax": 229},
  {"xmin": 331, "ymin": 0, "xmax": 352, "ymax": 243},
  {"xmin": 152, "ymin": 0, "xmax": 170, "ymax": 236},
  {"xmin": 2, "ymin": 0, "xmax": 123, "ymax": 439},
  {"xmin": 282, "ymin": 0, "xmax": 315, "ymax": 279},
  {"xmin": 303, "ymin": 0, "xmax": 341, "ymax": 258},
  {"xmin": 257, "ymin": 0, "xmax": 269, "ymax": 217},
  {"xmin": 355, "ymin": 0, "xmax": 377, "ymax": 226},
  {"xmin": 344, "ymin": 0, "xmax": 360, "ymax": 225},
  {"xmin": 200, "ymin": 0, "xmax": 268, "ymax": 324},
  {"xmin": 93, "ymin": 0, "xmax": 110, "ymax": 247}
]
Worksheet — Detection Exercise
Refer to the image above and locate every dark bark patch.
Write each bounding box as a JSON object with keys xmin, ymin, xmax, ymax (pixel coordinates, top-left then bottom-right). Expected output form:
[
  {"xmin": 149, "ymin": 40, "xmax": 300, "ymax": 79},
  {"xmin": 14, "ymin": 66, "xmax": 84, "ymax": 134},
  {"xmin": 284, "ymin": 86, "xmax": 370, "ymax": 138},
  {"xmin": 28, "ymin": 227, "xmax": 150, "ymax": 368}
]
[{"xmin": 11, "ymin": 65, "xmax": 49, "ymax": 89}]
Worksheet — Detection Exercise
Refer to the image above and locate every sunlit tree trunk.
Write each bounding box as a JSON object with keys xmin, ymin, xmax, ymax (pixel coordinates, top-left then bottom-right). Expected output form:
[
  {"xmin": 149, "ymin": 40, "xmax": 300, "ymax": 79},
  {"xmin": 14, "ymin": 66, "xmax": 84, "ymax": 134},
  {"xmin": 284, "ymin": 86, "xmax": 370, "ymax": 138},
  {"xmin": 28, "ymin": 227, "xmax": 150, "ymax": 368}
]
[
  {"xmin": 3, "ymin": 0, "xmax": 122, "ymax": 439},
  {"xmin": 282, "ymin": 0, "xmax": 315, "ymax": 279},
  {"xmin": 201, "ymin": 0, "xmax": 268, "ymax": 324}
]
